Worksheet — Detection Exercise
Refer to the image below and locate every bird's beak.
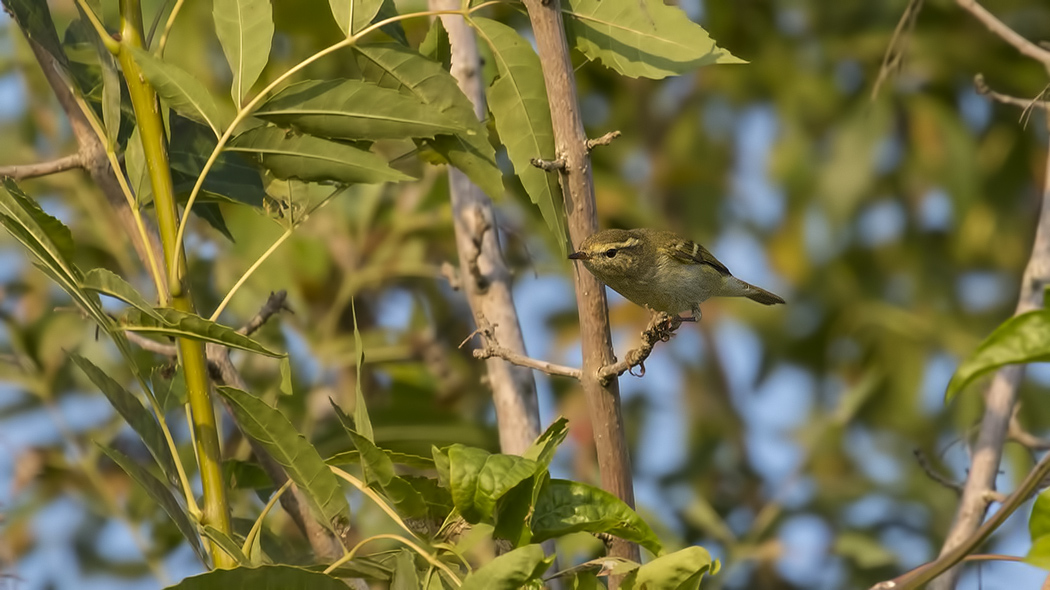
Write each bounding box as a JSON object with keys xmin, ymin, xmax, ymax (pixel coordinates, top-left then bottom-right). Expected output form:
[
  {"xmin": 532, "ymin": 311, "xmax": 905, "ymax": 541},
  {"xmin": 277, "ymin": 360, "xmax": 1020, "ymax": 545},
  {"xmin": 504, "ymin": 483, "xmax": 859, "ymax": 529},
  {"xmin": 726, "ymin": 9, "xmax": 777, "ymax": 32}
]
[{"xmin": 567, "ymin": 251, "xmax": 589, "ymax": 260}]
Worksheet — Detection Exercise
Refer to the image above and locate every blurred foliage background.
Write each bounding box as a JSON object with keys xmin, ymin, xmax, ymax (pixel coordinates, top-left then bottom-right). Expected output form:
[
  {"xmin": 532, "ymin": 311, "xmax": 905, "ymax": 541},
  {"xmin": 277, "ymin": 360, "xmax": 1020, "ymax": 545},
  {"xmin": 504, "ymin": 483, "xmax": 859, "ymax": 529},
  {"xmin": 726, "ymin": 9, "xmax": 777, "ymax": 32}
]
[{"xmin": 1, "ymin": 0, "xmax": 1050, "ymax": 588}]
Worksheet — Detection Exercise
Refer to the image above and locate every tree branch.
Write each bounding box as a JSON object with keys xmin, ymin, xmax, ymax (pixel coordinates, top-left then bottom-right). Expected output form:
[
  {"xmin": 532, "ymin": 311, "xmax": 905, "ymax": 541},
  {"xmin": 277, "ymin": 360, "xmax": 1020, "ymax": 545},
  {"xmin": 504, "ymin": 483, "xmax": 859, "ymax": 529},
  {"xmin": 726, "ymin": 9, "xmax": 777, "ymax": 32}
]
[
  {"xmin": 474, "ymin": 346, "xmax": 581, "ymax": 380},
  {"xmin": 0, "ymin": 153, "xmax": 84, "ymax": 180},
  {"xmin": 975, "ymin": 74, "xmax": 1050, "ymax": 112},
  {"xmin": 429, "ymin": 0, "xmax": 544, "ymax": 457},
  {"xmin": 597, "ymin": 313, "xmax": 685, "ymax": 384},
  {"xmin": 955, "ymin": 0, "xmax": 1050, "ymax": 68},
  {"xmin": 519, "ymin": 0, "xmax": 640, "ymax": 577}
]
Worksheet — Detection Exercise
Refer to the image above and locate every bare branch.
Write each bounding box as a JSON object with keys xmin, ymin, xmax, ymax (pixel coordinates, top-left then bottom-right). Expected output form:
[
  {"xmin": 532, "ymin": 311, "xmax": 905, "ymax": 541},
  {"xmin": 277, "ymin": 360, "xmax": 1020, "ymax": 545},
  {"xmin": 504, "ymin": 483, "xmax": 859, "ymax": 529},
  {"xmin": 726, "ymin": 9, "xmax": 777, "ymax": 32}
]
[
  {"xmin": 586, "ymin": 131, "xmax": 621, "ymax": 151},
  {"xmin": 238, "ymin": 290, "xmax": 290, "ymax": 336},
  {"xmin": 913, "ymin": 449, "xmax": 963, "ymax": 494},
  {"xmin": 871, "ymin": 0, "xmax": 926, "ymax": 100},
  {"xmin": 531, "ymin": 157, "xmax": 567, "ymax": 171},
  {"xmin": 597, "ymin": 313, "xmax": 685, "ymax": 385},
  {"xmin": 474, "ymin": 346, "xmax": 581, "ymax": 380},
  {"xmin": 124, "ymin": 332, "xmax": 178, "ymax": 356},
  {"xmin": 955, "ymin": 0, "xmax": 1050, "ymax": 67},
  {"xmin": 0, "ymin": 153, "xmax": 84, "ymax": 180},
  {"xmin": 974, "ymin": 75, "xmax": 1050, "ymax": 128}
]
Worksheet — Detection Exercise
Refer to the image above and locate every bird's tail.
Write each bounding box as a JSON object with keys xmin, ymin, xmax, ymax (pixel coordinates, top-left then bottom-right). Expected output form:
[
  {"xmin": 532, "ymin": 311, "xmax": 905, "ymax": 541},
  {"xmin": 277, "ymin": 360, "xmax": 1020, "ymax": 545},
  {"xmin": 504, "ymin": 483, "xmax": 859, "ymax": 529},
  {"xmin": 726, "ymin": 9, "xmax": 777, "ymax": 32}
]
[{"xmin": 733, "ymin": 278, "xmax": 785, "ymax": 305}]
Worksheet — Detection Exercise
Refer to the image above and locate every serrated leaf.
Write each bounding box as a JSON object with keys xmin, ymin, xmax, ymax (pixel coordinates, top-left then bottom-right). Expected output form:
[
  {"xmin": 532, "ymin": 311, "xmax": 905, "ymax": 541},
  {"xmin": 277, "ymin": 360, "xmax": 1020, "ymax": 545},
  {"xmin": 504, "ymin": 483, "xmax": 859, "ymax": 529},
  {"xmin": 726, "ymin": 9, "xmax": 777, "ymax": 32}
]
[
  {"xmin": 214, "ymin": 0, "xmax": 273, "ymax": 104},
  {"xmin": 562, "ymin": 0, "xmax": 744, "ymax": 79},
  {"xmin": 228, "ymin": 126, "xmax": 411, "ymax": 185},
  {"xmin": 81, "ymin": 267, "xmax": 164, "ymax": 322},
  {"xmin": 444, "ymin": 444, "xmax": 537, "ymax": 523},
  {"xmin": 71, "ymin": 354, "xmax": 179, "ymax": 487},
  {"xmin": 201, "ymin": 525, "xmax": 251, "ymax": 566},
  {"xmin": 419, "ymin": 19, "xmax": 451, "ymax": 71},
  {"xmin": 128, "ymin": 47, "xmax": 231, "ymax": 137},
  {"xmin": 354, "ymin": 44, "xmax": 503, "ymax": 199},
  {"xmin": 621, "ymin": 546, "xmax": 717, "ymax": 589},
  {"xmin": 946, "ymin": 310, "xmax": 1050, "ymax": 402},
  {"xmin": 459, "ymin": 545, "xmax": 554, "ymax": 590},
  {"xmin": 168, "ymin": 117, "xmax": 266, "ymax": 209},
  {"xmin": 256, "ymin": 79, "xmax": 468, "ymax": 140},
  {"xmin": 120, "ymin": 307, "xmax": 283, "ymax": 358},
  {"xmin": 163, "ymin": 565, "xmax": 348, "ymax": 589},
  {"xmin": 99, "ymin": 445, "xmax": 206, "ymax": 564},
  {"xmin": 474, "ymin": 18, "xmax": 566, "ymax": 252},
  {"xmin": 217, "ymin": 386, "xmax": 350, "ymax": 534},
  {"xmin": 329, "ymin": 0, "xmax": 383, "ymax": 37},
  {"xmin": 331, "ymin": 401, "xmax": 426, "ymax": 517},
  {"xmin": 532, "ymin": 479, "xmax": 663, "ymax": 556}
]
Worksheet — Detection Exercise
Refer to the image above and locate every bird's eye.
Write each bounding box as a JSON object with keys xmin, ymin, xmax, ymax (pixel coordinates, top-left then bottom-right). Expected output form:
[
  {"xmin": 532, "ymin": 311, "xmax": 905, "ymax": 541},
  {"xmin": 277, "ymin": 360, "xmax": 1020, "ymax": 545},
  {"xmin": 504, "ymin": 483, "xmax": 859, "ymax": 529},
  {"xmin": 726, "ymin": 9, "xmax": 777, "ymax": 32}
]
[{"xmin": 604, "ymin": 248, "xmax": 617, "ymax": 258}]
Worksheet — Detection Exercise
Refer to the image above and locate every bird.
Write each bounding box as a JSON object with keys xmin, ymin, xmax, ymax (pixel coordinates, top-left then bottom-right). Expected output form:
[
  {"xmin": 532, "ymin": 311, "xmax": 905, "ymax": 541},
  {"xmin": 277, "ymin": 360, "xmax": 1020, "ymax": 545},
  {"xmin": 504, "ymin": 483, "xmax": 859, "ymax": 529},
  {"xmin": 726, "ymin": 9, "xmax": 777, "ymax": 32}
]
[{"xmin": 567, "ymin": 228, "xmax": 785, "ymax": 320}]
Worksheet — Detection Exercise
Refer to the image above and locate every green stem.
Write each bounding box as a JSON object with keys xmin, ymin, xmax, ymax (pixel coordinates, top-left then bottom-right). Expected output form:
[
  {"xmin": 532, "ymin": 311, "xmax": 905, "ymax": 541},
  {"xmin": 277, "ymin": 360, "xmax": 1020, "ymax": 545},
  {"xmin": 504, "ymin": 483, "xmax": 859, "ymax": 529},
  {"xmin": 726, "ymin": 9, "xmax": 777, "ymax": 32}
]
[{"xmin": 117, "ymin": 0, "xmax": 232, "ymax": 568}]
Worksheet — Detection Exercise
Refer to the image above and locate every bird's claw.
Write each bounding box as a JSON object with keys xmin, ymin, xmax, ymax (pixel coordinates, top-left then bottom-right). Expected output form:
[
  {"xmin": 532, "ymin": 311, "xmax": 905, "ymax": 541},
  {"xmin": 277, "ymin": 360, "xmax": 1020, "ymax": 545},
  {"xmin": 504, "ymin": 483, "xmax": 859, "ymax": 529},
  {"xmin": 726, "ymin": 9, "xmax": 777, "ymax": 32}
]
[{"xmin": 629, "ymin": 361, "xmax": 646, "ymax": 377}]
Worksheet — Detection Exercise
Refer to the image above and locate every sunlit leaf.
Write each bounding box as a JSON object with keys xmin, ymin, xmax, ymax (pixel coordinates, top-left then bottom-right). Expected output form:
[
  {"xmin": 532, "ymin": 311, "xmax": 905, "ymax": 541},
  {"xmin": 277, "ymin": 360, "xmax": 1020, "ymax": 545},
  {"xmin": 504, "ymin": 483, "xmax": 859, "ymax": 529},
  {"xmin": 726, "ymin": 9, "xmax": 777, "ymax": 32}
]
[
  {"xmin": 946, "ymin": 310, "xmax": 1050, "ymax": 402},
  {"xmin": 256, "ymin": 79, "xmax": 468, "ymax": 140},
  {"xmin": 532, "ymin": 479, "xmax": 663, "ymax": 556},
  {"xmin": 128, "ymin": 47, "xmax": 231, "ymax": 137},
  {"xmin": 228, "ymin": 126, "xmax": 411, "ymax": 185},
  {"xmin": 163, "ymin": 565, "xmax": 348, "ymax": 589},
  {"xmin": 214, "ymin": 0, "xmax": 273, "ymax": 104},
  {"xmin": 621, "ymin": 546, "xmax": 718, "ymax": 589},
  {"xmin": 81, "ymin": 267, "xmax": 163, "ymax": 322},
  {"xmin": 459, "ymin": 544, "xmax": 554, "ymax": 590},
  {"xmin": 562, "ymin": 0, "xmax": 743, "ymax": 79},
  {"xmin": 391, "ymin": 549, "xmax": 420, "ymax": 590},
  {"xmin": 354, "ymin": 44, "xmax": 503, "ymax": 199},
  {"xmin": 217, "ymin": 386, "xmax": 351, "ymax": 534},
  {"xmin": 120, "ymin": 307, "xmax": 284, "ymax": 358},
  {"xmin": 438, "ymin": 443, "xmax": 538, "ymax": 523},
  {"xmin": 474, "ymin": 17, "xmax": 566, "ymax": 252}
]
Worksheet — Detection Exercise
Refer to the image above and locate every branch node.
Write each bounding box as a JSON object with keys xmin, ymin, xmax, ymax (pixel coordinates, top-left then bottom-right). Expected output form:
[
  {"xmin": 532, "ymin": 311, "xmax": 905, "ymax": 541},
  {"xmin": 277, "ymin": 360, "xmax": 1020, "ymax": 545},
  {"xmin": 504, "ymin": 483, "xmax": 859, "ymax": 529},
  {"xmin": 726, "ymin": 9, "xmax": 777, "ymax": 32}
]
[
  {"xmin": 586, "ymin": 131, "xmax": 622, "ymax": 151},
  {"xmin": 531, "ymin": 157, "xmax": 566, "ymax": 172}
]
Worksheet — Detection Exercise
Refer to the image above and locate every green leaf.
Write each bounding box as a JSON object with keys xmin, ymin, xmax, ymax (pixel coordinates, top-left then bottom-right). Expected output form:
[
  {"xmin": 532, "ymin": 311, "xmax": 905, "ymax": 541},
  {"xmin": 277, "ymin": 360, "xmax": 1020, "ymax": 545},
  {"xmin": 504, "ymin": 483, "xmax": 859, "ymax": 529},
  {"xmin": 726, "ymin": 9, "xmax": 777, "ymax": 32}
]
[
  {"xmin": 2, "ymin": 0, "xmax": 68, "ymax": 70},
  {"xmin": 495, "ymin": 418, "xmax": 569, "ymax": 546},
  {"xmin": 444, "ymin": 444, "xmax": 537, "ymax": 523},
  {"xmin": 217, "ymin": 386, "xmax": 351, "ymax": 534},
  {"xmin": 71, "ymin": 354, "xmax": 179, "ymax": 487},
  {"xmin": 946, "ymin": 310, "xmax": 1050, "ymax": 402},
  {"xmin": 74, "ymin": 1, "xmax": 120, "ymax": 146},
  {"xmin": 532, "ymin": 479, "xmax": 663, "ymax": 555},
  {"xmin": 99, "ymin": 445, "xmax": 206, "ymax": 564},
  {"xmin": 152, "ymin": 365, "xmax": 188, "ymax": 413},
  {"xmin": 81, "ymin": 267, "xmax": 164, "ymax": 322},
  {"xmin": 128, "ymin": 47, "xmax": 231, "ymax": 137},
  {"xmin": 523, "ymin": 417, "xmax": 569, "ymax": 469},
  {"xmin": 419, "ymin": 19, "xmax": 451, "ymax": 71},
  {"xmin": 120, "ymin": 307, "xmax": 284, "ymax": 357},
  {"xmin": 350, "ymin": 299, "xmax": 374, "ymax": 441},
  {"xmin": 329, "ymin": 0, "xmax": 383, "ymax": 37},
  {"xmin": 459, "ymin": 545, "xmax": 554, "ymax": 590},
  {"xmin": 194, "ymin": 202, "xmax": 235, "ymax": 241},
  {"xmin": 163, "ymin": 565, "xmax": 348, "ymax": 589},
  {"xmin": 1027, "ymin": 535, "xmax": 1050, "ymax": 571},
  {"xmin": 0, "ymin": 179, "xmax": 109, "ymax": 328},
  {"xmin": 391, "ymin": 549, "xmax": 420, "ymax": 590},
  {"xmin": 354, "ymin": 44, "xmax": 503, "ymax": 200},
  {"xmin": 326, "ymin": 450, "xmax": 435, "ymax": 470},
  {"xmin": 473, "ymin": 18, "xmax": 566, "ymax": 252},
  {"xmin": 228, "ymin": 126, "xmax": 411, "ymax": 185},
  {"xmin": 562, "ymin": 0, "xmax": 744, "ymax": 79},
  {"xmin": 621, "ymin": 546, "xmax": 718, "ymax": 589},
  {"xmin": 331, "ymin": 401, "xmax": 427, "ymax": 517},
  {"xmin": 201, "ymin": 525, "xmax": 250, "ymax": 566},
  {"xmin": 372, "ymin": 0, "xmax": 408, "ymax": 45},
  {"xmin": 256, "ymin": 79, "xmax": 468, "ymax": 141},
  {"xmin": 214, "ymin": 0, "xmax": 273, "ymax": 104},
  {"xmin": 168, "ymin": 117, "xmax": 266, "ymax": 209},
  {"xmin": 1032, "ymin": 489, "xmax": 1050, "ymax": 540}
]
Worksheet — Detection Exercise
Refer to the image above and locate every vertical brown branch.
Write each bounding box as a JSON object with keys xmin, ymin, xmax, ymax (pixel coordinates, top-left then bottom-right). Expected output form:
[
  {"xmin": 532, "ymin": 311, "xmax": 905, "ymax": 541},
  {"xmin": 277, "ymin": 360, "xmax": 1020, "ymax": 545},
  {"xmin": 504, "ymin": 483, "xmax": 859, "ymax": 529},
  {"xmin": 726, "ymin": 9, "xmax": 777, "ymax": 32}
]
[
  {"xmin": 518, "ymin": 0, "xmax": 640, "ymax": 574},
  {"xmin": 427, "ymin": 0, "xmax": 543, "ymax": 456}
]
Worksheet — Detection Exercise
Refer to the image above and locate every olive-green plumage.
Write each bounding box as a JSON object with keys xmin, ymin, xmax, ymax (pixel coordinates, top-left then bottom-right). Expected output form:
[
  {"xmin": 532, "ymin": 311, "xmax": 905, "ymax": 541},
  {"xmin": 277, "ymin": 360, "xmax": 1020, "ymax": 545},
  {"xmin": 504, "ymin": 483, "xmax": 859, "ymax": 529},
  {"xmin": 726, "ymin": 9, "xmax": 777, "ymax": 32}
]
[{"xmin": 568, "ymin": 228, "xmax": 785, "ymax": 318}]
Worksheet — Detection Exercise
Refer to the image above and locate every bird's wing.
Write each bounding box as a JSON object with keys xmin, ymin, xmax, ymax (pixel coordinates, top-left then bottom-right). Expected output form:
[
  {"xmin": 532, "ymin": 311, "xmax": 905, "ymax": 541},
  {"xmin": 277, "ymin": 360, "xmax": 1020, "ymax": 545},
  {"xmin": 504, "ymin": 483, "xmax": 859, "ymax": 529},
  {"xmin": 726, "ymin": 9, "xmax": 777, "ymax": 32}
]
[{"xmin": 662, "ymin": 239, "xmax": 731, "ymax": 276}]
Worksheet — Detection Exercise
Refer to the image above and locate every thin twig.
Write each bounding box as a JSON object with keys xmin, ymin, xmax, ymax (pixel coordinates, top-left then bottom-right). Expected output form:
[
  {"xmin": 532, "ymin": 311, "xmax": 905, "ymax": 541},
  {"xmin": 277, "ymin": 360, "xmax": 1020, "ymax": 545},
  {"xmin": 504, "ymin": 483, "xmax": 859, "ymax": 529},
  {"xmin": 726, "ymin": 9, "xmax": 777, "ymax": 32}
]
[
  {"xmin": 531, "ymin": 157, "xmax": 566, "ymax": 171},
  {"xmin": 914, "ymin": 449, "xmax": 963, "ymax": 493},
  {"xmin": 597, "ymin": 313, "xmax": 685, "ymax": 385},
  {"xmin": 871, "ymin": 0, "xmax": 925, "ymax": 100},
  {"xmin": 974, "ymin": 74, "xmax": 1050, "ymax": 128},
  {"xmin": 1009, "ymin": 406, "xmax": 1050, "ymax": 451},
  {"xmin": 586, "ymin": 131, "xmax": 621, "ymax": 151},
  {"xmin": 955, "ymin": 0, "xmax": 1050, "ymax": 68},
  {"xmin": 473, "ymin": 345, "xmax": 581, "ymax": 380},
  {"xmin": 125, "ymin": 331, "xmax": 177, "ymax": 356},
  {"xmin": 238, "ymin": 290, "xmax": 290, "ymax": 336},
  {"xmin": 0, "ymin": 153, "xmax": 84, "ymax": 180}
]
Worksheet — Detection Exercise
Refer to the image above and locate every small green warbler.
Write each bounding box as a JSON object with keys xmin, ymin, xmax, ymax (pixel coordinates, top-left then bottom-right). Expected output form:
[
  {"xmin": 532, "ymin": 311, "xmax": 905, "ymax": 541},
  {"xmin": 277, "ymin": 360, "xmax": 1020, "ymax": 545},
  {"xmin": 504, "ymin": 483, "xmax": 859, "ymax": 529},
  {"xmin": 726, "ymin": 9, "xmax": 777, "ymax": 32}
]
[{"xmin": 568, "ymin": 228, "xmax": 785, "ymax": 319}]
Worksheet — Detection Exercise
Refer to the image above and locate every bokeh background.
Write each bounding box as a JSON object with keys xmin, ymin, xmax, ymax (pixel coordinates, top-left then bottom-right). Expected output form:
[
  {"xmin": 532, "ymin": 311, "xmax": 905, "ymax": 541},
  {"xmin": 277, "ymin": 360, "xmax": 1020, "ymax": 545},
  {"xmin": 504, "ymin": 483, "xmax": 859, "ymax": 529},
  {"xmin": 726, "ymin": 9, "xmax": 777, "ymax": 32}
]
[{"xmin": 2, "ymin": 0, "xmax": 1050, "ymax": 588}]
